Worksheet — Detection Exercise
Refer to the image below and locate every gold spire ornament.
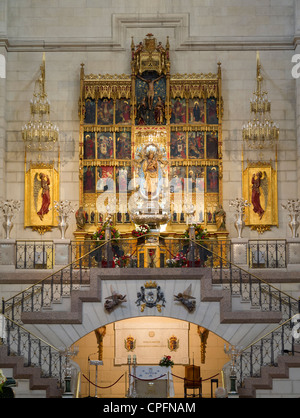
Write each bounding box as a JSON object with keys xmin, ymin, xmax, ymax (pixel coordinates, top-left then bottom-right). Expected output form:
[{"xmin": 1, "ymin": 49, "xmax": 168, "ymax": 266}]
[
  {"xmin": 242, "ymin": 52, "xmax": 279, "ymax": 150},
  {"xmin": 22, "ymin": 53, "xmax": 59, "ymax": 152}
]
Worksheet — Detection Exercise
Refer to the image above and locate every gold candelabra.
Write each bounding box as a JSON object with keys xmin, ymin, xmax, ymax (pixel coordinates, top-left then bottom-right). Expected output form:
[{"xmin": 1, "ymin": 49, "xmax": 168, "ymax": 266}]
[
  {"xmin": 242, "ymin": 52, "xmax": 279, "ymax": 150},
  {"xmin": 22, "ymin": 53, "xmax": 59, "ymax": 152}
]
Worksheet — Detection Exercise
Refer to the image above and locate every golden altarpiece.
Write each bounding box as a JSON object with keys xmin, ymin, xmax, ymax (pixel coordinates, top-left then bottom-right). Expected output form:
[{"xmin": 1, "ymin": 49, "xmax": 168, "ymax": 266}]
[{"xmin": 75, "ymin": 34, "xmax": 227, "ymax": 249}]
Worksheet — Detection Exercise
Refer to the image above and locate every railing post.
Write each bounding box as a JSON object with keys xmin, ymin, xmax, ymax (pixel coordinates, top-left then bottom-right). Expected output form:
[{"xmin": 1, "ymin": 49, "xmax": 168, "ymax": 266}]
[
  {"xmin": 188, "ymin": 226, "xmax": 195, "ymax": 267},
  {"xmin": 105, "ymin": 227, "xmax": 112, "ymax": 268}
]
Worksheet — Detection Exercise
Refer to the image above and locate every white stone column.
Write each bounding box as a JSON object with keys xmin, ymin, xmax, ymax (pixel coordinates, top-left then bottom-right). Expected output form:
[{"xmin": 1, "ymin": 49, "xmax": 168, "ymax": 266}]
[
  {"xmin": 0, "ymin": 0, "xmax": 7, "ymax": 202},
  {"xmin": 295, "ymin": 0, "xmax": 300, "ymax": 196}
]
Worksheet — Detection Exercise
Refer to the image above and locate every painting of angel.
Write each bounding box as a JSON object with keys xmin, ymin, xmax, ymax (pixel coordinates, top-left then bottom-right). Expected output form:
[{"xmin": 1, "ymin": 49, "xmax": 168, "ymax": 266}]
[
  {"xmin": 251, "ymin": 171, "xmax": 268, "ymax": 220},
  {"xmin": 97, "ymin": 132, "xmax": 114, "ymax": 159},
  {"xmin": 242, "ymin": 164, "xmax": 278, "ymax": 231},
  {"xmin": 24, "ymin": 164, "xmax": 59, "ymax": 231},
  {"xmin": 34, "ymin": 172, "xmax": 51, "ymax": 221}
]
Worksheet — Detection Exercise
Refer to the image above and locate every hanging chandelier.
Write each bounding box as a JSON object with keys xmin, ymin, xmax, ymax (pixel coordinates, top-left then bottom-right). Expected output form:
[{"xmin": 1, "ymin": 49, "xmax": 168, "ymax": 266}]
[
  {"xmin": 22, "ymin": 53, "xmax": 59, "ymax": 151},
  {"xmin": 242, "ymin": 52, "xmax": 279, "ymax": 150}
]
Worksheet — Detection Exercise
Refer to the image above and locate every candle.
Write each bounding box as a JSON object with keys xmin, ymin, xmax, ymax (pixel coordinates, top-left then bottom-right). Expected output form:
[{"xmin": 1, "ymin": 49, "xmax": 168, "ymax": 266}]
[
  {"xmin": 128, "ymin": 355, "xmax": 131, "ymax": 364},
  {"xmin": 133, "ymin": 355, "xmax": 136, "ymax": 364}
]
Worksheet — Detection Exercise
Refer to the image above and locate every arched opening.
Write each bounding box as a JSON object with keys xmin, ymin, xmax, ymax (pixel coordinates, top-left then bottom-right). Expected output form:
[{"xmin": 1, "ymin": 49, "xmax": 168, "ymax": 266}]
[{"xmin": 72, "ymin": 316, "xmax": 229, "ymax": 398}]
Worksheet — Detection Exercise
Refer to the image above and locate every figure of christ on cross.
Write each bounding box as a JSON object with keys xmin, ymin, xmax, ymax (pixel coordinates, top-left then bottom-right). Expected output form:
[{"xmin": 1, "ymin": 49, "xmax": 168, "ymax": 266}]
[{"xmin": 137, "ymin": 74, "xmax": 164, "ymax": 110}]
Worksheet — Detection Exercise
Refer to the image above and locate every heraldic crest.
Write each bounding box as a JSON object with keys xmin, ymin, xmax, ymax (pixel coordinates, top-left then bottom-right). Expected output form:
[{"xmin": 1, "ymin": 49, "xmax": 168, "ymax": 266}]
[{"xmin": 136, "ymin": 281, "xmax": 166, "ymax": 312}]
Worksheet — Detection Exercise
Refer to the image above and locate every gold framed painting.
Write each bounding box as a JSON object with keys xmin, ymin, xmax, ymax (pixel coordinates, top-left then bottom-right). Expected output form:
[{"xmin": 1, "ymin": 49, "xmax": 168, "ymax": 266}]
[
  {"xmin": 24, "ymin": 162, "xmax": 59, "ymax": 234},
  {"xmin": 243, "ymin": 162, "xmax": 278, "ymax": 233}
]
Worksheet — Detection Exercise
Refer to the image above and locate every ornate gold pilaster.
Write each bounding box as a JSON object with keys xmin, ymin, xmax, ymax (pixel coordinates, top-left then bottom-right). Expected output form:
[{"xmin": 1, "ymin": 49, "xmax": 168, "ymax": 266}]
[
  {"xmin": 197, "ymin": 326, "xmax": 209, "ymax": 364},
  {"xmin": 95, "ymin": 326, "xmax": 107, "ymax": 361}
]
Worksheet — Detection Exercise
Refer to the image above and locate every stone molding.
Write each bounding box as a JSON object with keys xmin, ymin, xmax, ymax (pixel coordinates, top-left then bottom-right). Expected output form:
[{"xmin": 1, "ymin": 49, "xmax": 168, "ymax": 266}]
[{"xmin": 0, "ymin": 12, "xmax": 298, "ymax": 52}]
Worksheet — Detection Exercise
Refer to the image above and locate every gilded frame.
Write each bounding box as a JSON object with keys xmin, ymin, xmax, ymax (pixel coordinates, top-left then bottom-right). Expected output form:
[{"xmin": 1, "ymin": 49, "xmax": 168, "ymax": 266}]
[
  {"xmin": 24, "ymin": 161, "xmax": 59, "ymax": 234},
  {"xmin": 243, "ymin": 161, "xmax": 278, "ymax": 233}
]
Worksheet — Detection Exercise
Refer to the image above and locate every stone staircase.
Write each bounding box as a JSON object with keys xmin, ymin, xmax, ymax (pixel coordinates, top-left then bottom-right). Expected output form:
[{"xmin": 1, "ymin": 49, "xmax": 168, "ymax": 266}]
[
  {"xmin": 0, "ymin": 346, "xmax": 62, "ymax": 398},
  {"xmin": 2, "ymin": 263, "xmax": 298, "ymax": 398},
  {"xmin": 238, "ymin": 350, "xmax": 300, "ymax": 398}
]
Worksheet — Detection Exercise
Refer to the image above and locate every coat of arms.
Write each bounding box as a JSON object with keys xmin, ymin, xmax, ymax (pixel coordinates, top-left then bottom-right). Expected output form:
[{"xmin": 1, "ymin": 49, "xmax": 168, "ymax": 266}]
[
  {"xmin": 168, "ymin": 335, "xmax": 179, "ymax": 352},
  {"xmin": 124, "ymin": 336, "xmax": 136, "ymax": 352},
  {"xmin": 136, "ymin": 281, "xmax": 166, "ymax": 312}
]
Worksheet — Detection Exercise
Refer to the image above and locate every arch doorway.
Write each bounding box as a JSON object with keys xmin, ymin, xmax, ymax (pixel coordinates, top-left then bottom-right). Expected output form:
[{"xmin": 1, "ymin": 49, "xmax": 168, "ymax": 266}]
[{"xmin": 72, "ymin": 317, "xmax": 229, "ymax": 398}]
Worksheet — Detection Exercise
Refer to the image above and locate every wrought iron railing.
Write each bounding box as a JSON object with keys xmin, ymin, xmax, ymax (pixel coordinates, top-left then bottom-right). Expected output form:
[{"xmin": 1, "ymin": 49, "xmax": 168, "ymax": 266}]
[
  {"xmin": 3, "ymin": 236, "xmax": 298, "ymax": 322},
  {"xmin": 1, "ymin": 314, "xmax": 64, "ymax": 386},
  {"xmin": 248, "ymin": 239, "xmax": 286, "ymax": 269},
  {"xmin": 13, "ymin": 238, "xmax": 288, "ymax": 270},
  {"xmin": 232, "ymin": 313, "xmax": 300, "ymax": 390},
  {"xmin": 16, "ymin": 240, "xmax": 54, "ymax": 270}
]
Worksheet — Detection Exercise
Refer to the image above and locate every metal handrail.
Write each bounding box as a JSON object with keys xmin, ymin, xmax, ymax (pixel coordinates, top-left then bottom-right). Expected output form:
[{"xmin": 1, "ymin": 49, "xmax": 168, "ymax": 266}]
[
  {"xmin": 1, "ymin": 313, "xmax": 60, "ymax": 352},
  {"xmin": 190, "ymin": 238, "xmax": 298, "ymax": 303},
  {"xmin": 242, "ymin": 314, "xmax": 299, "ymax": 353},
  {"xmin": 3, "ymin": 239, "xmax": 108, "ymax": 308}
]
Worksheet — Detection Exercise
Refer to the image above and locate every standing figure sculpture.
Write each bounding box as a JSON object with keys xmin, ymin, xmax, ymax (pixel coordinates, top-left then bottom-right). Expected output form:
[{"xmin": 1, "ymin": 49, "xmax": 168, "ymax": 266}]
[
  {"xmin": 251, "ymin": 172, "xmax": 265, "ymax": 220},
  {"xmin": 154, "ymin": 96, "xmax": 165, "ymax": 125},
  {"xmin": 143, "ymin": 150, "xmax": 159, "ymax": 199}
]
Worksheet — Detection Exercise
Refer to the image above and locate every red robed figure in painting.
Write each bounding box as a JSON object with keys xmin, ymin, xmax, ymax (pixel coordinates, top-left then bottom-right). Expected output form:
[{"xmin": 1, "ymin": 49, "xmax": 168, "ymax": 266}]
[
  {"xmin": 251, "ymin": 172, "xmax": 265, "ymax": 220},
  {"xmin": 37, "ymin": 173, "xmax": 50, "ymax": 221}
]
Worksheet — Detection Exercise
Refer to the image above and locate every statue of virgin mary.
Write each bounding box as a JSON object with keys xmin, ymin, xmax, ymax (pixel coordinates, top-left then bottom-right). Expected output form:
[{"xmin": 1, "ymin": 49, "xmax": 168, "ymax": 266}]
[{"xmin": 137, "ymin": 144, "xmax": 166, "ymax": 201}]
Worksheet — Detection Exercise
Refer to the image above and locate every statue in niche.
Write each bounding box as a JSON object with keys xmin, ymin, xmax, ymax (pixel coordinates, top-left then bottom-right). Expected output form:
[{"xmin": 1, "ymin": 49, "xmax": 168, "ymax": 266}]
[
  {"xmin": 154, "ymin": 96, "xmax": 165, "ymax": 125},
  {"xmin": 136, "ymin": 96, "xmax": 147, "ymax": 125},
  {"xmin": 214, "ymin": 204, "xmax": 226, "ymax": 231},
  {"xmin": 143, "ymin": 150, "xmax": 159, "ymax": 199},
  {"xmin": 135, "ymin": 144, "xmax": 168, "ymax": 201}
]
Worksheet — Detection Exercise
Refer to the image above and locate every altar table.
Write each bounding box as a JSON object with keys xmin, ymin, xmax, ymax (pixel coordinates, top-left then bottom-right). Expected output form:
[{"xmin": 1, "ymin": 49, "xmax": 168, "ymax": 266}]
[{"xmin": 130, "ymin": 366, "xmax": 174, "ymax": 398}]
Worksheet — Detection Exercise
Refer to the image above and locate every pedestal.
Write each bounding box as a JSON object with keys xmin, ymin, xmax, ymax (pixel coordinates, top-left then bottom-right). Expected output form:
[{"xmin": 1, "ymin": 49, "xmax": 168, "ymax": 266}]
[
  {"xmin": 287, "ymin": 238, "xmax": 300, "ymax": 270},
  {"xmin": 231, "ymin": 238, "xmax": 248, "ymax": 268},
  {"xmin": 0, "ymin": 239, "xmax": 15, "ymax": 266},
  {"xmin": 53, "ymin": 239, "xmax": 71, "ymax": 266}
]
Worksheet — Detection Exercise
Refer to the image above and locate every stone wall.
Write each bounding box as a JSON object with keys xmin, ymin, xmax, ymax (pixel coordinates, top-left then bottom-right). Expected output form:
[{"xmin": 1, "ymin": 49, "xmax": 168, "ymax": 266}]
[{"xmin": 1, "ymin": 0, "xmax": 299, "ymax": 239}]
